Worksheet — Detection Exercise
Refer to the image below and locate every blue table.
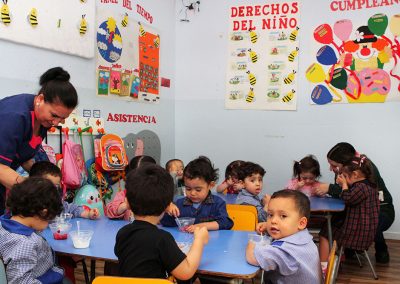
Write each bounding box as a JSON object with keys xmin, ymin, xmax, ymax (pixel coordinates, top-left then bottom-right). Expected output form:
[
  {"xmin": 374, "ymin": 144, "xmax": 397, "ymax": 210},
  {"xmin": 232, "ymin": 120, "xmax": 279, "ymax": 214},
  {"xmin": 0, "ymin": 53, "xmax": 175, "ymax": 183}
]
[
  {"xmin": 217, "ymin": 193, "xmax": 345, "ymax": 248},
  {"xmin": 42, "ymin": 218, "xmax": 259, "ymax": 281}
]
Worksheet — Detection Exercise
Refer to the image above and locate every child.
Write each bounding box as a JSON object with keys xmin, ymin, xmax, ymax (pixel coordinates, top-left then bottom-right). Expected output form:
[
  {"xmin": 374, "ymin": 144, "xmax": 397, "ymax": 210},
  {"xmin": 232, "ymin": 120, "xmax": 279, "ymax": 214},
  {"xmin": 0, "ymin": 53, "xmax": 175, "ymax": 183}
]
[
  {"xmin": 0, "ymin": 177, "xmax": 65, "ymax": 283},
  {"xmin": 106, "ymin": 155, "xmax": 156, "ymax": 221},
  {"xmin": 246, "ymin": 189, "xmax": 321, "ymax": 284},
  {"xmin": 30, "ymin": 161, "xmax": 99, "ymax": 219},
  {"xmin": 115, "ymin": 164, "xmax": 209, "ymax": 281},
  {"xmin": 216, "ymin": 160, "xmax": 244, "ymax": 194},
  {"xmin": 285, "ymin": 155, "xmax": 321, "ymax": 197},
  {"xmin": 235, "ymin": 161, "xmax": 270, "ymax": 222},
  {"xmin": 165, "ymin": 159, "xmax": 185, "ymax": 196},
  {"xmin": 319, "ymin": 155, "xmax": 379, "ymax": 270},
  {"xmin": 161, "ymin": 156, "xmax": 233, "ymax": 232}
]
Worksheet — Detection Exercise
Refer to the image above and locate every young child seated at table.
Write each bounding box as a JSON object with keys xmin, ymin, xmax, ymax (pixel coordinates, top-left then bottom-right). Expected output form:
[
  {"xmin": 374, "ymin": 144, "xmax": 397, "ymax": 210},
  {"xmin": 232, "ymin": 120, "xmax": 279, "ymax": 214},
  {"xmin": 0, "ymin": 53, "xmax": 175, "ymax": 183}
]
[
  {"xmin": 161, "ymin": 156, "xmax": 233, "ymax": 232},
  {"xmin": 105, "ymin": 155, "xmax": 156, "ymax": 221},
  {"xmin": 30, "ymin": 161, "xmax": 99, "ymax": 219},
  {"xmin": 0, "ymin": 177, "xmax": 66, "ymax": 283},
  {"xmin": 235, "ymin": 161, "xmax": 270, "ymax": 222},
  {"xmin": 319, "ymin": 155, "xmax": 379, "ymax": 273},
  {"xmin": 246, "ymin": 189, "xmax": 321, "ymax": 283},
  {"xmin": 285, "ymin": 155, "xmax": 321, "ymax": 197},
  {"xmin": 165, "ymin": 158, "xmax": 185, "ymax": 196},
  {"xmin": 114, "ymin": 164, "xmax": 209, "ymax": 282},
  {"xmin": 216, "ymin": 160, "xmax": 244, "ymax": 194}
]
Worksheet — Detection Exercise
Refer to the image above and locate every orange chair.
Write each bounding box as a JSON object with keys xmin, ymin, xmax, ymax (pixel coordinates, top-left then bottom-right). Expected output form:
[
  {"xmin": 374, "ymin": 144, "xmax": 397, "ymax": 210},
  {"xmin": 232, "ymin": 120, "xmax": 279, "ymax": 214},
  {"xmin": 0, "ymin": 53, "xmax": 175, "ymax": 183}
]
[
  {"xmin": 226, "ymin": 204, "xmax": 258, "ymax": 231},
  {"xmin": 93, "ymin": 276, "xmax": 173, "ymax": 283},
  {"xmin": 325, "ymin": 240, "xmax": 337, "ymax": 284}
]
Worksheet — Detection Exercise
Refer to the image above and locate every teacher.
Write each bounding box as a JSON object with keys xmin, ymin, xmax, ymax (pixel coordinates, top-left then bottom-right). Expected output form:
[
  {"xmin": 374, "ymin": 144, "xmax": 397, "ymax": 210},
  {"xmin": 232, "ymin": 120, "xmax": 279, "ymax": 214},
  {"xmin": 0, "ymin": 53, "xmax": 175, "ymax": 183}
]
[
  {"xmin": 0, "ymin": 67, "xmax": 78, "ymax": 215},
  {"xmin": 315, "ymin": 142, "xmax": 395, "ymax": 264}
]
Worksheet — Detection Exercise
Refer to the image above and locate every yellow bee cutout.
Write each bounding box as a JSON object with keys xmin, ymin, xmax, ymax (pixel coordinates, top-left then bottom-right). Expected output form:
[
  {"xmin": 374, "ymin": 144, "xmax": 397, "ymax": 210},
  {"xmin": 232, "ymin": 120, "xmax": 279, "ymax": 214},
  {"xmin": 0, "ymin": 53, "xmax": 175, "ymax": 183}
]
[
  {"xmin": 154, "ymin": 35, "xmax": 160, "ymax": 48},
  {"xmin": 139, "ymin": 22, "xmax": 146, "ymax": 37},
  {"xmin": 288, "ymin": 47, "xmax": 299, "ymax": 62},
  {"xmin": 79, "ymin": 14, "xmax": 87, "ymax": 35},
  {"xmin": 1, "ymin": 0, "xmax": 11, "ymax": 26},
  {"xmin": 249, "ymin": 28, "xmax": 258, "ymax": 43},
  {"xmin": 289, "ymin": 27, "xmax": 299, "ymax": 41},
  {"xmin": 246, "ymin": 70, "xmax": 256, "ymax": 86},
  {"xmin": 283, "ymin": 70, "xmax": 296, "ymax": 84},
  {"xmin": 28, "ymin": 8, "xmax": 38, "ymax": 27},
  {"xmin": 80, "ymin": 0, "xmax": 87, "ymax": 3},
  {"xmin": 121, "ymin": 13, "xmax": 128, "ymax": 27},
  {"xmin": 248, "ymin": 49, "xmax": 258, "ymax": 63},
  {"xmin": 282, "ymin": 89, "xmax": 295, "ymax": 103},
  {"xmin": 246, "ymin": 87, "xmax": 255, "ymax": 103}
]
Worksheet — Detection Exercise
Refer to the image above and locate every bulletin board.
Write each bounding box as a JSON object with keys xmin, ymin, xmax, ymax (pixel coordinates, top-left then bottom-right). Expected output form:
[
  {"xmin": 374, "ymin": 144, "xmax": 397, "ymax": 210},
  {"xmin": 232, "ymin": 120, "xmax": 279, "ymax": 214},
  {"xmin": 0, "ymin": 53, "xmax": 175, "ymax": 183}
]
[{"xmin": 0, "ymin": 0, "xmax": 95, "ymax": 58}]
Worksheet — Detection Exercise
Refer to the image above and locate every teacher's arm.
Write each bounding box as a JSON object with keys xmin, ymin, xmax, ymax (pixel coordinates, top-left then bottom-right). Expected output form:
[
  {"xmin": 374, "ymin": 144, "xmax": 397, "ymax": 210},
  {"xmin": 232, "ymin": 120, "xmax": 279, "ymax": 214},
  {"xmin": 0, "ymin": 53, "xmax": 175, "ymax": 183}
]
[{"xmin": 0, "ymin": 164, "xmax": 26, "ymax": 189}]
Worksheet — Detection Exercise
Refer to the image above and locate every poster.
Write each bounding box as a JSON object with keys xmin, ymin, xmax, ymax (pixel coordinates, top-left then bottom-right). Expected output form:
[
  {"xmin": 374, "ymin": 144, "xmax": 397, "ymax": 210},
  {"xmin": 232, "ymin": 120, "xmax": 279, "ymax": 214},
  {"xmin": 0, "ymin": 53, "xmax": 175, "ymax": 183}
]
[
  {"xmin": 226, "ymin": 1, "xmax": 300, "ymax": 111},
  {"xmin": 306, "ymin": 2, "xmax": 400, "ymax": 104},
  {"xmin": 96, "ymin": 2, "xmax": 160, "ymax": 103}
]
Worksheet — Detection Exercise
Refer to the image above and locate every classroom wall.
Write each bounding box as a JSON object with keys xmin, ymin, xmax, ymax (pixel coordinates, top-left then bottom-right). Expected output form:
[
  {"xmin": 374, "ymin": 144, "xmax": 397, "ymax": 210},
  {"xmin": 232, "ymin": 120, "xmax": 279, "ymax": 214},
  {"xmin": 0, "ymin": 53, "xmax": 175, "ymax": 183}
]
[
  {"xmin": 174, "ymin": 0, "xmax": 400, "ymax": 238},
  {"xmin": 0, "ymin": 0, "xmax": 177, "ymax": 167}
]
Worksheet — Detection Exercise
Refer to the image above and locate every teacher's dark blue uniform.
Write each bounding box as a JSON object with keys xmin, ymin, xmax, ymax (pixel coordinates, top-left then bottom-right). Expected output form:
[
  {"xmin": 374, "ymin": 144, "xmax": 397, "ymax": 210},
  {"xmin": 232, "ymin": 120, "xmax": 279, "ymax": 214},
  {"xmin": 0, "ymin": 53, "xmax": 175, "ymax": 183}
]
[{"xmin": 0, "ymin": 94, "xmax": 48, "ymax": 214}]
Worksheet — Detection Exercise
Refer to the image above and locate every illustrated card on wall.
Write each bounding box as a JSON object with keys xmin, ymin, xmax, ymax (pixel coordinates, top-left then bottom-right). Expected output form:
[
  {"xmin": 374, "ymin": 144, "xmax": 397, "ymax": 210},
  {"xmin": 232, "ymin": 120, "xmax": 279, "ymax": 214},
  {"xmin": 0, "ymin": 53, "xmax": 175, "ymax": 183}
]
[
  {"xmin": 306, "ymin": 4, "xmax": 400, "ymax": 104},
  {"xmin": 225, "ymin": 1, "xmax": 300, "ymax": 111},
  {"xmin": 109, "ymin": 69, "xmax": 121, "ymax": 95},
  {"xmin": 97, "ymin": 69, "xmax": 110, "ymax": 96},
  {"xmin": 120, "ymin": 71, "xmax": 131, "ymax": 96}
]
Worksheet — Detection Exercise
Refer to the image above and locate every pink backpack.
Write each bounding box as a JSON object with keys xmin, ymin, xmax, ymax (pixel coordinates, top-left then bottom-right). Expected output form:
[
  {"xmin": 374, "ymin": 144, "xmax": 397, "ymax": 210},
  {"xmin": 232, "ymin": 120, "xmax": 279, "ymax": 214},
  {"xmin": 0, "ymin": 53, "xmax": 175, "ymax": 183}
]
[{"xmin": 61, "ymin": 130, "xmax": 87, "ymax": 192}]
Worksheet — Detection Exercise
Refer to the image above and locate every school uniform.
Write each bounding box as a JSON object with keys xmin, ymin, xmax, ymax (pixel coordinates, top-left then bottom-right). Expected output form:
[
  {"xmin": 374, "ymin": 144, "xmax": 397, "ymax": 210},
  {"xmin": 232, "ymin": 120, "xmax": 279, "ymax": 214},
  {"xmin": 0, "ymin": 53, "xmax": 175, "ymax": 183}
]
[
  {"xmin": 115, "ymin": 220, "xmax": 186, "ymax": 279},
  {"xmin": 0, "ymin": 94, "xmax": 47, "ymax": 214},
  {"xmin": 321, "ymin": 180, "xmax": 379, "ymax": 250},
  {"xmin": 0, "ymin": 215, "xmax": 64, "ymax": 284},
  {"xmin": 160, "ymin": 192, "xmax": 233, "ymax": 230},
  {"xmin": 236, "ymin": 189, "xmax": 267, "ymax": 222},
  {"xmin": 254, "ymin": 229, "xmax": 321, "ymax": 284}
]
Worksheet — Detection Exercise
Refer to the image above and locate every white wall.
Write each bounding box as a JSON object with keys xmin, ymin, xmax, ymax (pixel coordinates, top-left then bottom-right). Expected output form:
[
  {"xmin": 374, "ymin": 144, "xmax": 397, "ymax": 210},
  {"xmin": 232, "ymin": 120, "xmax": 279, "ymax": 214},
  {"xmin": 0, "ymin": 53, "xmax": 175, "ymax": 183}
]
[
  {"xmin": 174, "ymin": 0, "xmax": 400, "ymax": 238},
  {"xmin": 0, "ymin": 0, "xmax": 177, "ymax": 166}
]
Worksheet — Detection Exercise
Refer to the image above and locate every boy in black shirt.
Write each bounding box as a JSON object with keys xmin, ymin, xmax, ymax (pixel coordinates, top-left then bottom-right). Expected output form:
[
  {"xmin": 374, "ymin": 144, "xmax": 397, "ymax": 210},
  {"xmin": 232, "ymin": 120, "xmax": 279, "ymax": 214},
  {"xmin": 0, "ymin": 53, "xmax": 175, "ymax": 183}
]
[{"xmin": 115, "ymin": 164, "xmax": 208, "ymax": 281}]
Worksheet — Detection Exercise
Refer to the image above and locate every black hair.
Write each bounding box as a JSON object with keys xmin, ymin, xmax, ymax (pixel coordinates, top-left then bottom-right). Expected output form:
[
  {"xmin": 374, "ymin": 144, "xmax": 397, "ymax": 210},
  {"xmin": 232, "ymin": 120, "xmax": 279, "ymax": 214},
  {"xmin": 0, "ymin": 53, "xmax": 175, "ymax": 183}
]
[
  {"xmin": 183, "ymin": 156, "xmax": 219, "ymax": 184},
  {"xmin": 237, "ymin": 161, "xmax": 265, "ymax": 181},
  {"xmin": 270, "ymin": 189, "xmax": 310, "ymax": 219},
  {"xmin": 7, "ymin": 177, "xmax": 63, "ymax": 220},
  {"xmin": 165, "ymin": 159, "xmax": 184, "ymax": 171},
  {"xmin": 293, "ymin": 155, "xmax": 321, "ymax": 179},
  {"xmin": 125, "ymin": 164, "xmax": 174, "ymax": 216},
  {"xmin": 341, "ymin": 155, "xmax": 376, "ymax": 186},
  {"xmin": 39, "ymin": 67, "xmax": 78, "ymax": 109},
  {"xmin": 126, "ymin": 155, "xmax": 156, "ymax": 175},
  {"xmin": 224, "ymin": 160, "xmax": 244, "ymax": 180},
  {"xmin": 30, "ymin": 161, "xmax": 62, "ymax": 178},
  {"xmin": 327, "ymin": 142, "xmax": 356, "ymax": 164}
]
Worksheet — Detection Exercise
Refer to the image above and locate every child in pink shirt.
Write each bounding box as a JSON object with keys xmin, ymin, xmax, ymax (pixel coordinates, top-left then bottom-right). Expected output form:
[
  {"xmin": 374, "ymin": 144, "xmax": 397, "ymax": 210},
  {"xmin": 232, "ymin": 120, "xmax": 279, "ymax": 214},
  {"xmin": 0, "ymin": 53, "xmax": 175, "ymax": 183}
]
[
  {"xmin": 106, "ymin": 155, "xmax": 156, "ymax": 220},
  {"xmin": 285, "ymin": 155, "xmax": 321, "ymax": 197}
]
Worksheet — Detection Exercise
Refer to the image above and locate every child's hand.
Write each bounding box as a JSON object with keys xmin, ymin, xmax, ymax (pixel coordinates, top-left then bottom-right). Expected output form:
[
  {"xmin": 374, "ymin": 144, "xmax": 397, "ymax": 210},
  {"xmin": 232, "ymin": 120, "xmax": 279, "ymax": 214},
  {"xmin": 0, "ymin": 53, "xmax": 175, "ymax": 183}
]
[
  {"xmin": 232, "ymin": 182, "xmax": 243, "ymax": 192},
  {"xmin": 193, "ymin": 226, "xmax": 209, "ymax": 245},
  {"xmin": 166, "ymin": 202, "xmax": 180, "ymax": 217},
  {"xmin": 262, "ymin": 194, "xmax": 271, "ymax": 207},
  {"xmin": 336, "ymin": 174, "xmax": 348, "ymax": 189},
  {"xmin": 296, "ymin": 180, "xmax": 305, "ymax": 189},
  {"xmin": 89, "ymin": 208, "xmax": 100, "ymax": 219},
  {"xmin": 117, "ymin": 201, "xmax": 129, "ymax": 215},
  {"xmin": 256, "ymin": 222, "xmax": 268, "ymax": 234}
]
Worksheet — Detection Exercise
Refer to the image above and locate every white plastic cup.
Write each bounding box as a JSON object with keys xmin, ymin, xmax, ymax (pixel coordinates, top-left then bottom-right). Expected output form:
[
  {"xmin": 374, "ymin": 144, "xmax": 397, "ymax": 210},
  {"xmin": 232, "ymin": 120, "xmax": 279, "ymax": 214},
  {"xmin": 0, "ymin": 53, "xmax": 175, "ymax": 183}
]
[
  {"xmin": 248, "ymin": 233, "xmax": 271, "ymax": 246},
  {"xmin": 70, "ymin": 230, "xmax": 94, "ymax": 249}
]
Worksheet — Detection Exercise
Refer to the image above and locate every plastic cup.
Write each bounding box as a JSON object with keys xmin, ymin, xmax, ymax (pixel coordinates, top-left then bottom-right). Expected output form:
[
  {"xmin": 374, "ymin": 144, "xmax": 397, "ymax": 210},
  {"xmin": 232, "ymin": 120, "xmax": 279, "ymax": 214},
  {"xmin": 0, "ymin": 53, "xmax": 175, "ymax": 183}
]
[
  {"xmin": 175, "ymin": 217, "xmax": 195, "ymax": 232},
  {"xmin": 49, "ymin": 222, "xmax": 72, "ymax": 240},
  {"xmin": 70, "ymin": 230, "xmax": 94, "ymax": 248},
  {"xmin": 54, "ymin": 213, "xmax": 73, "ymax": 224},
  {"xmin": 248, "ymin": 233, "xmax": 270, "ymax": 246}
]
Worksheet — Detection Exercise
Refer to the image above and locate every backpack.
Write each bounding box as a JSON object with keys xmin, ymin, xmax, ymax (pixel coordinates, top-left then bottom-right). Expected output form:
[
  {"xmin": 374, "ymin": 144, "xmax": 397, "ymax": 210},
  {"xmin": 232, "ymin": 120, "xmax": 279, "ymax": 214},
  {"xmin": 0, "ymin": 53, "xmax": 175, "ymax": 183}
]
[
  {"xmin": 61, "ymin": 130, "xmax": 88, "ymax": 191},
  {"xmin": 99, "ymin": 134, "xmax": 128, "ymax": 171}
]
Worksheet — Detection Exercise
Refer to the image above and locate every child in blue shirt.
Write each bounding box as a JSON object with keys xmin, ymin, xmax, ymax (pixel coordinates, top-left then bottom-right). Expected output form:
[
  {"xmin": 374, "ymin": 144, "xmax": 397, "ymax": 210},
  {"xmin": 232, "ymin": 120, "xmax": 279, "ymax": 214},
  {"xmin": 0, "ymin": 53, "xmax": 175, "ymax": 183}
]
[
  {"xmin": 161, "ymin": 156, "xmax": 233, "ymax": 231},
  {"xmin": 0, "ymin": 177, "xmax": 65, "ymax": 284},
  {"xmin": 235, "ymin": 162, "xmax": 270, "ymax": 222},
  {"xmin": 246, "ymin": 189, "xmax": 321, "ymax": 284}
]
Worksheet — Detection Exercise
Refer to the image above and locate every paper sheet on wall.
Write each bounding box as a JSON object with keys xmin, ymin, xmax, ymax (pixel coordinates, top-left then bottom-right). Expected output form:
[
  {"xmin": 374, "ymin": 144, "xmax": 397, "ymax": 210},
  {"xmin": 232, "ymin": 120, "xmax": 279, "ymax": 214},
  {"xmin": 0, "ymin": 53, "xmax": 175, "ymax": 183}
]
[
  {"xmin": 0, "ymin": 0, "xmax": 95, "ymax": 58},
  {"xmin": 225, "ymin": 1, "xmax": 300, "ymax": 111}
]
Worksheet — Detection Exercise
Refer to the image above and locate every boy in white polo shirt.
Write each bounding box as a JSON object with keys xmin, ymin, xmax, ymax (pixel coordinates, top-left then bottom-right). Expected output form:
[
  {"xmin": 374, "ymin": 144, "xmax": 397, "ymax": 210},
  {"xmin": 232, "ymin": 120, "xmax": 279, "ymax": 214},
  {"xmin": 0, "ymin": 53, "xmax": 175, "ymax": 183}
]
[{"xmin": 246, "ymin": 189, "xmax": 321, "ymax": 284}]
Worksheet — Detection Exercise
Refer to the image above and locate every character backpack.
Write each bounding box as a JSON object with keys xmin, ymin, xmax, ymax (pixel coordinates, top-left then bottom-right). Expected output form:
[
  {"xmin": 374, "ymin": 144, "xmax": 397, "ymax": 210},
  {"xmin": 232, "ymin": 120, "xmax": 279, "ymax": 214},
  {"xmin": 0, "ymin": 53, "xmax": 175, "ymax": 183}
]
[{"xmin": 98, "ymin": 134, "xmax": 128, "ymax": 171}]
